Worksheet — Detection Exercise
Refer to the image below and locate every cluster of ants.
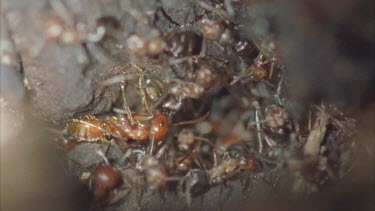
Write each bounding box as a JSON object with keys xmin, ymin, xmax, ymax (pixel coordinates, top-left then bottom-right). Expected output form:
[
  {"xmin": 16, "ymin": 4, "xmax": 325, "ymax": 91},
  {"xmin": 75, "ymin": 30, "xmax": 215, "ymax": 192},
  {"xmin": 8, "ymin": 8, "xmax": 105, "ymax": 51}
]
[{"xmin": 50, "ymin": 0, "xmax": 356, "ymax": 209}]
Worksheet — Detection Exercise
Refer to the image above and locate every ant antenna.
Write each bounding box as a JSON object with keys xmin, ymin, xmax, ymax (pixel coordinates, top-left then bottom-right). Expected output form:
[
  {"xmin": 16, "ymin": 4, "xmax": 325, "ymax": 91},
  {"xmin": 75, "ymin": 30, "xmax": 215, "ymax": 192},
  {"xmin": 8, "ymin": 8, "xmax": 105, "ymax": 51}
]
[
  {"xmin": 96, "ymin": 150, "xmax": 110, "ymax": 165},
  {"xmin": 193, "ymin": 136, "xmax": 224, "ymax": 154},
  {"xmin": 149, "ymin": 132, "xmax": 155, "ymax": 155},
  {"xmin": 173, "ymin": 112, "xmax": 209, "ymax": 126},
  {"xmin": 253, "ymin": 101, "xmax": 264, "ymax": 154},
  {"xmin": 121, "ymin": 83, "xmax": 135, "ymax": 126},
  {"xmin": 132, "ymin": 63, "xmax": 153, "ymax": 116},
  {"xmin": 155, "ymin": 144, "xmax": 168, "ymax": 159}
]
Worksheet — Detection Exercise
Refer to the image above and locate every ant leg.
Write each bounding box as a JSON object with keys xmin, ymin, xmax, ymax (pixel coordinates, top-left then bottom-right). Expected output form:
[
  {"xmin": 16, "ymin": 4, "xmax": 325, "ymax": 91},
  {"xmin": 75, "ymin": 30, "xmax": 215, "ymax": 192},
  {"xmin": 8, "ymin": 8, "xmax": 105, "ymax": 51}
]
[
  {"xmin": 213, "ymin": 150, "xmax": 218, "ymax": 167},
  {"xmin": 269, "ymin": 62, "xmax": 275, "ymax": 79},
  {"xmin": 132, "ymin": 64, "xmax": 153, "ymax": 116},
  {"xmin": 172, "ymin": 112, "xmax": 209, "ymax": 126},
  {"xmin": 155, "ymin": 144, "xmax": 168, "ymax": 159},
  {"xmin": 149, "ymin": 132, "xmax": 155, "ymax": 155},
  {"xmin": 230, "ymin": 72, "xmax": 252, "ymax": 86},
  {"xmin": 264, "ymin": 134, "xmax": 277, "ymax": 148},
  {"xmin": 136, "ymin": 186, "xmax": 145, "ymax": 210},
  {"xmin": 176, "ymin": 152, "xmax": 193, "ymax": 167},
  {"xmin": 194, "ymin": 154, "xmax": 207, "ymax": 172},
  {"xmin": 275, "ymin": 75, "xmax": 284, "ymax": 105},
  {"xmin": 104, "ymin": 140, "xmax": 112, "ymax": 157},
  {"xmin": 193, "ymin": 136, "xmax": 224, "ymax": 154},
  {"xmin": 200, "ymin": 36, "xmax": 208, "ymax": 56},
  {"xmin": 159, "ymin": 7, "xmax": 181, "ymax": 27},
  {"xmin": 121, "ymin": 83, "xmax": 135, "ymax": 125},
  {"xmin": 96, "ymin": 150, "xmax": 110, "ymax": 165},
  {"xmin": 253, "ymin": 101, "xmax": 264, "ymax": 153},
  {"xmin": 98, "ymin": 64, "xmax": 135, "ymax": 87}
]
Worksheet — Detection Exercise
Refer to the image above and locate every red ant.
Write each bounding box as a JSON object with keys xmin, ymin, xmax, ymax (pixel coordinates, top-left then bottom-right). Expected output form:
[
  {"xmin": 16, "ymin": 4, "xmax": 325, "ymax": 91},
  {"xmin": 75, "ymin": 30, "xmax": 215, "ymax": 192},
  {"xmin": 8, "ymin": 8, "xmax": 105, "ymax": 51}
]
[{"xmin": 66, "ymin": 65, "xmax": 165, "ymax": 144}]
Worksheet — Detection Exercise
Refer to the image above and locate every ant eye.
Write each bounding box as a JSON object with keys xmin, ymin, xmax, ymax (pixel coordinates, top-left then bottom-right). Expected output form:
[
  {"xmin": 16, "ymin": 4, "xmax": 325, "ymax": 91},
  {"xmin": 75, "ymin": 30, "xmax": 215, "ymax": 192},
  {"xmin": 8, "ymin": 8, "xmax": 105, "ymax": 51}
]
[{"xmin": 159, "ymin": 120, "xmax": 165, "ymax": 127}]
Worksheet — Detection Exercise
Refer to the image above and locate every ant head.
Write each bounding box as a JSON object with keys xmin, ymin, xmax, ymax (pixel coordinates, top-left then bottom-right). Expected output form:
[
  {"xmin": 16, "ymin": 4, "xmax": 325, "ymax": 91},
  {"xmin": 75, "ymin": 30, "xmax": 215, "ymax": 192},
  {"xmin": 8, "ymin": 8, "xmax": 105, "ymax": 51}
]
[{"xmin": 150, "ymin": 112, "xmax": 168, "ymax": 142}]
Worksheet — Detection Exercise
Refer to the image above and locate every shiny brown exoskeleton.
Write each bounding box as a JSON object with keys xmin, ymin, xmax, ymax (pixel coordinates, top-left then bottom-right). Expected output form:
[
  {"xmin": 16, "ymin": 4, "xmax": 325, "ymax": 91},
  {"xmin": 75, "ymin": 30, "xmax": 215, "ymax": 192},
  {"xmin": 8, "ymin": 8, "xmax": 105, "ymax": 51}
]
[
  {"xmin": 67, "ymin": 111, "xmax": 168, "ymax": 144},
  {"xmin": 67, "ymin": 117, "xmax": 112, "ymax": 142},
  {"xmin": 107, "ymin": 111, "xmax": 168, "ymax": 143},
  {"xmin": 90, "ymin": 165, "xmax": 123, "ymax": 204}
]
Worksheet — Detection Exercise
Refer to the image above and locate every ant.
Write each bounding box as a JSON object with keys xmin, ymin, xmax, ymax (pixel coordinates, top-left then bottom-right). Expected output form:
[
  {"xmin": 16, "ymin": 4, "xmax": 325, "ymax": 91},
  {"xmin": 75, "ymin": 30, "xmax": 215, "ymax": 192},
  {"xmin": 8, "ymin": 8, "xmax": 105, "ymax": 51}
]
[
  {"xmin": 108, "ymin": 64, "xmax": 210, "ymax": 147},
  {"xmin": 66, "ymin": 64, "xmax": 169, "ymax": 149},
  {"xmin": 67, "ymin": 63, "xmax": 210, "ymax": 149},
  {"xmin": 249, "ymin": 100, "xmax": 290, "ymax": 154},
  {"xmin": 230, "ymin": 53, "xmax": 282, "ymax": 87},
  {"xmin": 90, "ymin": 164, "xmax": 123, "ymax": 205},
  {"xmin": 156, "ymin": 62, "xmax": 219, "ymax": 112},
  {"xmin": 63, "ymin": 144, "xmax": 128, "ymax": 206},
  {"xmin": 207, "ymin": 143, "xmax": 262, "ymax": 186}
]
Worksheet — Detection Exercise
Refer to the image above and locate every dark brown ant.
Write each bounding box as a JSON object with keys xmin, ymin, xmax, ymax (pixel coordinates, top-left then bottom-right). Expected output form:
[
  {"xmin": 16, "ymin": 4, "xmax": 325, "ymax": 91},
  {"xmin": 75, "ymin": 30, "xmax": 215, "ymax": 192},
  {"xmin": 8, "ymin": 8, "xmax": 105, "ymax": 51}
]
[
  {"xmin": 89, "ymin": 164, "xmax": 123, "ymax": 204},
  {"xmin": 71, "ymin": 144, "xmax": 127, "ymax": 206},
  {"xmin": 233, "ymin": 38, "xmax": 260, "ymax": 67}
]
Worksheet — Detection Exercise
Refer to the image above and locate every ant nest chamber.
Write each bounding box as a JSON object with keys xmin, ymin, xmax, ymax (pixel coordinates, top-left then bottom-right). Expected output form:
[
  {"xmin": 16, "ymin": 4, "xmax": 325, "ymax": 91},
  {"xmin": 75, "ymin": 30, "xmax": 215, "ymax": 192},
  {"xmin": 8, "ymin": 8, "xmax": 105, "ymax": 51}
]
[{"xmin": 2, "ymin": 0, "xmax": 372, "ymax": 211}]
